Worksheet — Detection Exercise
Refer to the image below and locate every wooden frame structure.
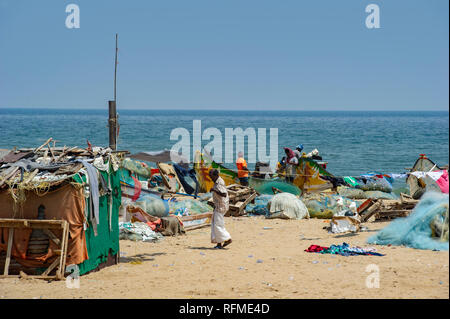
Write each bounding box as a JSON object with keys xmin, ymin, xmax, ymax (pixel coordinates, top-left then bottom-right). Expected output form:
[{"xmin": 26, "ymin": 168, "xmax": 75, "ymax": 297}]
[
  {"xmin": 208, "ymin": 184, "xmax": 258, "ymax": 217},
  {"xmin": 181, "ymin": 212, "xmax": 212, "ymax": 231},
  {"xmin": 156, "ymin": 162, "xmax": 186, "ymax": 193},
  {"xmin": 358, "ymin": 193, "xmax": 419, "ymax": 222},
  {"xmin": 0, "ymin": 218, "xmax": 69, "ymax": 280}
]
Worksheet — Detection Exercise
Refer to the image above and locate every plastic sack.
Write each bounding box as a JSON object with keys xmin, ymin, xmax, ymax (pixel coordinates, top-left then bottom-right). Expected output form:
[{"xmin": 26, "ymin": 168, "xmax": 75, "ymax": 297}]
[
  {"xmin": 267, "ymin": 193, "xmax": 309, "ymax": 220},
  {"xmin": 135, "ymin": 194, "xmax": 169, "ymax": 217},
  {"xmin": 367, "ymin": 192, "xmax": 449, "ymax": 250},
  {"xmin": 302, "ymin": 193, "xmax": 359, "ymax": 219}
]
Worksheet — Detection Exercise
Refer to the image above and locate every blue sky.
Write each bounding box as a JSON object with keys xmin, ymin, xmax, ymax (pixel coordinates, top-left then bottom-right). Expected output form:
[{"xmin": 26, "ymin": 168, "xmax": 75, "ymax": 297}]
[{"xmin": 0, "ymin": 0, "xmax": 448, "ymax": 110}]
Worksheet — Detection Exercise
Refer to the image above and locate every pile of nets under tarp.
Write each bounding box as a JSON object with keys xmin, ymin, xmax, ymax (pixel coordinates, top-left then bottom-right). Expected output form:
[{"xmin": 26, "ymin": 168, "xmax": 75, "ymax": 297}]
[
  {"xmin": 367, "ymin": 192, "xmax": 449, "ymax": 250},
  {"xmin": 337, "ymin": 186, "xmax": 398, "ymax": 200},
  {"xmin": 245, "ymin": 194, "xmax": 273, "ymax": 216},
  {"xmin": 121, "ymin": 158, "xmax": 153, "ymax": 177},
  {"xmin": 134, "ymin": 193, "xmax": 170, "ymax": 218},
  {"xmin": 356, "ymin": 174, "xmax": 393, "ymax": 193},
  {"xmin": 119, "ymin": 222, "xmax": 164, "ymax": 242},
  {"xmin": 363, "ymin": 191, "xmax": 398, "ymax": 200},
  {"xmin": 302, "ymin": 193, "xmax": 360, "ymax": 219},
  {"xmin": 249, "ymin": 179, "xmax": 301, "ymax": 196},
  {"xmin": 168, "ymin": 198, "xmax": 213, "ymax": 216},
  {"xmin": 267, "ymin": 193, "xmax": 309, "ymax": 220}
]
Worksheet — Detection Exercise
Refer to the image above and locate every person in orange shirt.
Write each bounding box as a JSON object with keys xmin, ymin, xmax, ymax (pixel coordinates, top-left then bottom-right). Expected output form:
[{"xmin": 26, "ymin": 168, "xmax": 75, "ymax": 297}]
[{"xmin": 236, "ymin": 151, "xmax": 249, "ymax": 186}]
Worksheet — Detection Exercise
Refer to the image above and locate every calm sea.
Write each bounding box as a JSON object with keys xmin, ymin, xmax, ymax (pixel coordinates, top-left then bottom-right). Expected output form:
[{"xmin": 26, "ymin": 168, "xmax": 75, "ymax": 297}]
[{"xmin": 0, "ymin": 108, "xmax": 448, "ymax": 177}]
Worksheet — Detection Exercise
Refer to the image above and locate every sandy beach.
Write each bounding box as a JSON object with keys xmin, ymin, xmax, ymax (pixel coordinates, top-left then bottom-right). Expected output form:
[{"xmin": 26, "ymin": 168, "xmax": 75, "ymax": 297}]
[{"xmin": 0, "ymin": 216, "xmax": 448, "ymax": 299}]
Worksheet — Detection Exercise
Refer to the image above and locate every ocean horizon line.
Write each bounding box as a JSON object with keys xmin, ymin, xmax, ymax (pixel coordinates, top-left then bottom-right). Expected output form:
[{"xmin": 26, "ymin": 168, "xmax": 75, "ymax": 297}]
[{"xmin": 0, "ymin": 107, "xmax": 448, "ymax": 113}]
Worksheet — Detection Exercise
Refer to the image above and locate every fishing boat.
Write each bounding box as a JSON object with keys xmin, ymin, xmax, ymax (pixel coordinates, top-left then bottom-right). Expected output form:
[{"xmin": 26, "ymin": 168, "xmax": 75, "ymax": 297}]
[
  {"xmin": 406, "ymin": 154, "xmax": 444, "ymax": 199},
  {"xmin": 193, "ymin": 150, "xmax": 334, "ymax": 194}
]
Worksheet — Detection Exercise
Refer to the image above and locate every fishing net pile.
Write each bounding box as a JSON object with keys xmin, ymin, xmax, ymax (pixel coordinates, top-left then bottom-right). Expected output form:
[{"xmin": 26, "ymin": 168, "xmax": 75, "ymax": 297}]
[
  {"xmin": 302, "ymin": 193, "xmax": 359, "ymax": 219},
  {"xmin": 168, "ymin": 198, "xmax": 213, "ymax": 216},
  {"xmin": 134, "ymin": 193, "xmax": 170, "ymax": 217},
  {"xmin": 337, "ymin": 186, "xmax": 398, "ymax": 200},
  {"xmin": 250, "ymin": 179, "xmax": 301, "ymax": 196},
  {"xmin": 267, "ymin": 193, "xmax": 309, "ymax": 220},
  {"xmin": 121, "ymin": 158, "xmax": 152, "ymax": 177},
  {"xmin": 367, "ymin": 192, "xmax": 449, "ymax": 250},
  {"xmin": 245, "ymin": 194, "xmax": 273, "ymax": 216}
]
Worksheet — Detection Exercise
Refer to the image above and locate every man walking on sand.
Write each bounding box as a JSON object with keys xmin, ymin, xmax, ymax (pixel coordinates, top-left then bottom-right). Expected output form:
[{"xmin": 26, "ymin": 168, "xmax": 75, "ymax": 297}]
[{"xmin": 209, "ymin": 169, "xmax": 232, "ymax": 249}]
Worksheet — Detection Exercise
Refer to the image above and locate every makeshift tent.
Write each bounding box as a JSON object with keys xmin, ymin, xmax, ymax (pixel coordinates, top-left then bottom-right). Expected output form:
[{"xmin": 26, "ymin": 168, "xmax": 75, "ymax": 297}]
[{"xmin": 0, "ymin": 144, "xmax": 123, "ymax": 277}]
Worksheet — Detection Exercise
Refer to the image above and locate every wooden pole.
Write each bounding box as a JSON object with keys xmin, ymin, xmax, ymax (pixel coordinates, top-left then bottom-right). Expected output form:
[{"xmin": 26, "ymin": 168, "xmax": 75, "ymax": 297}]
[
  {"xmin": 108, "ymin": 33, "xmax": 119, "ymax": 151},
  {"xmin": 108, "ymin": 100, "xmax": 117, "ymax": 151}
]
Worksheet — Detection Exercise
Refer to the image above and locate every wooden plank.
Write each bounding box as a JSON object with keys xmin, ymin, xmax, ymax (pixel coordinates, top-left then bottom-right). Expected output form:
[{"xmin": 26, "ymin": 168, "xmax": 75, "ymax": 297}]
[
  {"xmin": 0, "ymin": 167, "xmax": 19, "ymax": 187},
  {"xmin": 47, "ymin": 144, "xmax": 56, "ymax": 162},
  {"xmin": 236, "ymin": 192, "xmax": 257, "ymax": 216},
  {"xmin": 0, "ymin": 219, "xmax": 65, "ymax": 230},
  {"xmin": 27, "ymin": 244, "xmax": 49, "ymax": 250},
  {"xmin": 378, "ymin": 210, "xmax": 411, "ymax": 215},
  {"xmin": 184, "ymin": 223, "xmax": 211, "ymax": 231},
  {"xmin": 34, "ymin": 137, "xmax": 53, "ymax": 153},
  {"xmin": 3, "ymin": 228, "xmax": 14, "ymax": 276},
  {"xmin": 57, "ymin": 222, "xmax": 69, "ymax": 279},
  {"xmin": 42, "ymin": 229, "xmax": 61, "ymax": 246},
  {"xmin": 357, "ymin": 199, "xmax": 373, "ymax": 214},
  {"xmin": 0, "ymin": 275, "xmax": 58, "ymax": 280},
  {"xmin": 360, "ymin": 201, "xmax": 382, "ymax": 223},
  {"xmin": 180, "ymin": 212, "xmax": 212, "ymax": 222},
  {"xmin": 40, "ymin": 257, "xmax": 60, "ymax": 277},
  {"xmin": 22, "ymin": 169, "xmax": 39, "ymax": 184}
]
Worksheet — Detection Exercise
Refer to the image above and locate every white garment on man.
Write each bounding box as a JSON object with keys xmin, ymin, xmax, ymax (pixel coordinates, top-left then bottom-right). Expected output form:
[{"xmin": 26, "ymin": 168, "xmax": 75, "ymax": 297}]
[{"xmin": 211, "ymin": 176, "xmax": 231, "ymax": 244}]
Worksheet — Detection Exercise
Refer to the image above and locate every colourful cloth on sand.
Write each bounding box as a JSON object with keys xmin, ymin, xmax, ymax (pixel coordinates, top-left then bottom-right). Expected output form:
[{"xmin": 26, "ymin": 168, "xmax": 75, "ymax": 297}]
[
  {"xmin": 305, "ymin": 244, "xmax": 329, "ymax": 253},
  {"xmin": 305, "ymin": 242, "xmax": 384, "ymax": 256}
]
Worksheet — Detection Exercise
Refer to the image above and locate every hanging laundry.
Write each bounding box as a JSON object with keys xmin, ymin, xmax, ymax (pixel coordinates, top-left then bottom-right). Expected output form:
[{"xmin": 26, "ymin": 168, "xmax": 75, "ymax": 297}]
[
  {"xmin": 426, "ymin": 171, "xmax": 445, "ymax": 182},
  {"xmin": 389, "ymin": 173, "xmax": 408, "ymax": 179}
]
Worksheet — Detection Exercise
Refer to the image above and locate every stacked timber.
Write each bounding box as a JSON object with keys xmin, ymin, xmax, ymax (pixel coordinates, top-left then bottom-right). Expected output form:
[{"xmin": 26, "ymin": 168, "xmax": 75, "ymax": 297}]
[
  {"xmin": 359, "ymin": 193, "xmax": 419, "ymax": 222},
  {"xmin": 208, "ymin": 184, "xmax": 258, "ymax": 217}
]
